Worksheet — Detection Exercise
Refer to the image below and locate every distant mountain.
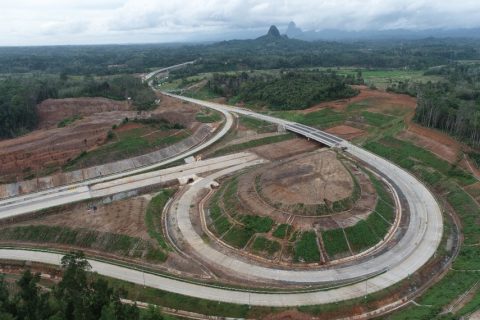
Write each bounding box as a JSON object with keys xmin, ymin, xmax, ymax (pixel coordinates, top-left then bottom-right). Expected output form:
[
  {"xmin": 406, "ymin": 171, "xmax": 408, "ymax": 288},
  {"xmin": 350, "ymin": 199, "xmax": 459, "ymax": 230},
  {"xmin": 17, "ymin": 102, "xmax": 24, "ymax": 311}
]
[
  {"xmin": 285, "ymin": 21, "xmax": 480, "ymax": 41},
  {"xmin": 286, "ymin": 22, "xmax": 303, "ymax": 38},
  {"xmin": 255, "ymin": 25, "xmax": 289, "ymax": 41}
]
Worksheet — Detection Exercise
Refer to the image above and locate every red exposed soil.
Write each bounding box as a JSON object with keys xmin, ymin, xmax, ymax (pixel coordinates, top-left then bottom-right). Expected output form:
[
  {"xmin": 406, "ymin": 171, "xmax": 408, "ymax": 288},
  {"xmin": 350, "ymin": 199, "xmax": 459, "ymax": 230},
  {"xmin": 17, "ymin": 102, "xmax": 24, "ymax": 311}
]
[
  {"xmin": 325, "ymin": 125, "xmax": 365, "ymax": 140},
  {"xmin": 0, "ymin": 94, "xmax": 210, "ymax": 183},
  {"xmin": 263, "ymin": 310, "xmax": 312, "ymax": 320},
  {"xmin": 251, "ymin": 138, "xmax": 318, "ymax": 160},
  {"xmin": 37, "ymin": 97, "xmax": 130, "ymax": 129}
]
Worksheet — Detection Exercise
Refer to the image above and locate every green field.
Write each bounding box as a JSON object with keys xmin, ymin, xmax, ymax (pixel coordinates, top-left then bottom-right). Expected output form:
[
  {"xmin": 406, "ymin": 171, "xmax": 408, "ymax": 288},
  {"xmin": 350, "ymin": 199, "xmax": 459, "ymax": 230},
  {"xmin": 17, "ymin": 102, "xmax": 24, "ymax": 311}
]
[
  {"xmin": 145, "ymin": 189, "xmax": 175, "ymax": 251},
  {"xmin": 195, "ymin": 109, "xmax": 223, "ymax": 123},
  {"xmin": 321, "ymin": 229, "xmax": 350, "ymax": 257},
  {"xmin": 269, "ymin": 108, "xmax": 346, "ymax": 129},
  {"xmin": 222, "ymin": 226, "xmax": 254, "ymax": 248},
  {"xmin": 65, "ymin": 125, "xmax": 190, "ymax": 170},
  {"xmin": 251, "ymin": 236, "xmax": 281, "ymax": 255},
  {"xmin": 211, "ymin": 133, "xmax": 294, "ymax": 157},
  {"xmin": 272, "ymin": 224, "xmax": 293, "ymax": 239},
  {"xmin": 294, "ymin": 231, "xmax": 321, "ymax": 262}
]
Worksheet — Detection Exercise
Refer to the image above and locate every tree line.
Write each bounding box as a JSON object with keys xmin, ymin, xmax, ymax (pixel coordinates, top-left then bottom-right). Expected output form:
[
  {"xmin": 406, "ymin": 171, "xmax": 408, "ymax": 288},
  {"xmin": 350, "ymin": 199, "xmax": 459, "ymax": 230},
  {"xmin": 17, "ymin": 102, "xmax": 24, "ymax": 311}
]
[
  {"xmin": 388, "ymin": 63, "xmax": 480, "ymax": 146},
  {"xmin": 1, "ymin": 38, "xmax": 480, "ymax": 77},
  {"xmin": 0, "ymin": 75, "xmax": 156, "ymax": 139},
  {"xmin": 0, "ymin": 251, "xmax": 163, "ymax": 320},
  {"xmin": 208, "ymin": 70, "xmax": 361, "ymax": 110}
]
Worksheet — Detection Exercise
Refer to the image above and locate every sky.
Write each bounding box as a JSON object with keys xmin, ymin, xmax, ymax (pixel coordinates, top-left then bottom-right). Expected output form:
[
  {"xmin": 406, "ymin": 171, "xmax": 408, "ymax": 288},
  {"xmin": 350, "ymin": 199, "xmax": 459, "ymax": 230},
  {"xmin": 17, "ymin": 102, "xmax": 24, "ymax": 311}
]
[{"xmin": 2, "ymin": 0, "xmax": 480, "ymax": 46}]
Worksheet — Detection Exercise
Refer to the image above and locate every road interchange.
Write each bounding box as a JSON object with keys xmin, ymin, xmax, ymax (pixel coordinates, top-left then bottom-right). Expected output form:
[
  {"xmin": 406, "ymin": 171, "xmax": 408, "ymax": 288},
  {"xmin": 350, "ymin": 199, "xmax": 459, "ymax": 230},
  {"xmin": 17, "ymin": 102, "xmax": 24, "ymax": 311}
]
[{"xmin": 0, "ymin": 92, "xmax": 444, "ymax": 307}]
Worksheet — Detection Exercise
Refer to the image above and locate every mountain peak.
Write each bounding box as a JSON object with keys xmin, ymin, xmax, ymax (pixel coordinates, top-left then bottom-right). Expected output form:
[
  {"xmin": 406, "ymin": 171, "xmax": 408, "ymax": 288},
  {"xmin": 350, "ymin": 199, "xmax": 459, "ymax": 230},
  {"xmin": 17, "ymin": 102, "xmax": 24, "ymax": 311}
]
[
  {"xmin": 286, "ymin": 21, "xmax": 303, "ymax": 37},
  {"xmin": 267, "ymin": 25, "xmax": 281, "ymax": 37}
]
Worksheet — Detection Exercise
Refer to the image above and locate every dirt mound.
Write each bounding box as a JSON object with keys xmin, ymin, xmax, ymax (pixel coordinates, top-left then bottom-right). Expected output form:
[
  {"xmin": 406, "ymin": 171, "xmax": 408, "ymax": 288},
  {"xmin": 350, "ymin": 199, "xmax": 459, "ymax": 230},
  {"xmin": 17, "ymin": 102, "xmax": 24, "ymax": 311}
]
[
  {"xmin": 37, "ymin": 97, "xmax": 130, "ymax": 129},
  {"xmin": 154, "ymin": 94, "xmax": 207, "ymax": 130},
  {"xmin": 260, "ymin": 151, "xmax": 353, "ymax": 205}
]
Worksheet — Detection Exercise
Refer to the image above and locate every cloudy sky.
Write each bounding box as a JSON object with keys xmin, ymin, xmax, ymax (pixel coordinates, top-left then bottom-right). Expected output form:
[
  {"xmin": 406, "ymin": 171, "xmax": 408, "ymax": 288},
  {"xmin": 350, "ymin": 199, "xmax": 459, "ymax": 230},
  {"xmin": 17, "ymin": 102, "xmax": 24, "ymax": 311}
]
[{"xmin": 2, "ymin": 0, "xmax": 480, "ymax": 46}]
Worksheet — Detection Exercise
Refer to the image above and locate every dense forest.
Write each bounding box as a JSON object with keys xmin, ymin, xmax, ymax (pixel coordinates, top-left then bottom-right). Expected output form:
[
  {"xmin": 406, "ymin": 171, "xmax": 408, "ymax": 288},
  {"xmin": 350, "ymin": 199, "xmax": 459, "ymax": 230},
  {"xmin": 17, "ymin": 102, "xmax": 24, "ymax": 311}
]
[
  {"xmin": 1, "ymin": 37, "xmax": 479, "ymax": 77},
  {"xmin": 208, "ymin": 71, "xmax": 361, "ymax": 110},
  {"xmin": 0, "ymin": 75, "xmax": 155, "ymax": 138},
  {"xmin": 0, "ymin": 252, "xmax": 163, "ymax": 320},
  {"xmin": 391, "ymin": 63, "xmax": 480, "ymax": 146}
]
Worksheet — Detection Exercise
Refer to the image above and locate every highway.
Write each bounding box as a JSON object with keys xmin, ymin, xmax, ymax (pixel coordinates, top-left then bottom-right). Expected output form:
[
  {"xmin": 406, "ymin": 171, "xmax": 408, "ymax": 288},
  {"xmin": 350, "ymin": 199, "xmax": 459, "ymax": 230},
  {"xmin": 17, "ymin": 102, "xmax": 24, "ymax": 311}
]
[
  {"xmin": 0, "ymin": 102, "xmax": 233, "ymax": 215},
  {"xmin": 142, "ymin": 61, "xmax": 195, "ymax": 82},
  {"xmin": 0, "ymin": 92, "xmax": 444, "ymax": 307},
  {"xmin": 0, "ymin": 152, "xmax": 258, "ymax": 219}
]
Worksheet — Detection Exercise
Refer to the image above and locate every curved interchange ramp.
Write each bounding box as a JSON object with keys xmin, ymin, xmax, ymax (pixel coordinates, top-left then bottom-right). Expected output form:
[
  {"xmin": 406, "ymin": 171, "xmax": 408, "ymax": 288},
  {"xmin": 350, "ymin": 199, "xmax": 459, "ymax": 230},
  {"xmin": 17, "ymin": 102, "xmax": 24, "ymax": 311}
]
[{"xmin": 0, "ymin": 93, "xmax": 443, "ymax": 307}]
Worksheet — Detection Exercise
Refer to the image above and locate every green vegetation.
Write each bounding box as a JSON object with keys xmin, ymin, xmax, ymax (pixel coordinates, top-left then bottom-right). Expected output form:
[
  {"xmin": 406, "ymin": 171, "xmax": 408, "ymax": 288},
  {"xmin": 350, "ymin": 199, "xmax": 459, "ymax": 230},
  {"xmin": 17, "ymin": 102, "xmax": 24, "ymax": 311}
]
[
  {"xmin": 361, "ymin": 111, "xmax": 396, "ymax": 127},
  {"xmin": 65, "ymin": 124, "xmax": 189, "ymax": 170},
  {"xmin": 238, "ymin": 116, "xmax": 277, "ymax": 133},
  {"xmin": 294, "ymin": 231, "xmax": 320, "ymax": 262},
  {"xmin": 209, "ymin": 71, "xmax": 360, "ymax": 110},
  {"xmin": 0, "ymin": 225, "xmax": 166, "ymax": 262},
  {"xmin": 251, "ymin": 236, "xmax": 281, "ymax": 255},
  {"xmin": 145, "ymin": 189, "xmax": 175, "ymax": 251},
  {"xmin": 0, "ymin": 74, "xmax": 156, "ymax": 139},
  {"xmin": 391, "ymin": 64, "xmax": 480, "ymax": 146},
  {"xmin": 222, "ymin": 226, "xmax": 254, "ymax": 249},
  {"xmin": 321, "ymin": 229, "xmax": 350, "ymax": 257},
  {"xmin": 211, "ymin": 133, "xmax": 294, "ymax": 157},
  {"xmin": 344, "ymin": 220, "xmax": 380, "ymax": 253},
  {"xmin": 102, "ymin": 275, "xmax": 251, "ymax": 318},
  {"xmin": 272, "ymin": 224, "xmax": 293, "ymax": 239},
  {"xmin": 57, "ymin": 114, "xmax": 82, "ymax": 128},
  {"xmin": 212, "ymin": 216, "xmax": 232, "ymax": 236},
  {"xmin": 195, "ymin": 110, "xmax": 222, "ymax": 123},
  {"xmin": 365, "ymin": 136, "xmax": 476, "ymax": 186},
  {"xmin": 270, "ymin": 108, "xmax": 346, "ymax": 129},
  {"xmin": 0, "ymin": 252, "xmax": 165, "ymax": 320},
  {"xmin": 241, "ymin": 215, "xmax": 274, "ymax": 233},
  {"xmin": 0, "ymin": 78, "xmax": 48, "ymax": 138}
]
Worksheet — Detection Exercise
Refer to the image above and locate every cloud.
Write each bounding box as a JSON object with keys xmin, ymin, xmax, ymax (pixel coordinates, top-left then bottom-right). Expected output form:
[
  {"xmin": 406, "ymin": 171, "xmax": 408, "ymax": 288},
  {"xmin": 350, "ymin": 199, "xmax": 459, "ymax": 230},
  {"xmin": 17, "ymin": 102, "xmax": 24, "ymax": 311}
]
[{"xmin": 1, "ymin": 0, "xmax": 480, "ymax": 45}]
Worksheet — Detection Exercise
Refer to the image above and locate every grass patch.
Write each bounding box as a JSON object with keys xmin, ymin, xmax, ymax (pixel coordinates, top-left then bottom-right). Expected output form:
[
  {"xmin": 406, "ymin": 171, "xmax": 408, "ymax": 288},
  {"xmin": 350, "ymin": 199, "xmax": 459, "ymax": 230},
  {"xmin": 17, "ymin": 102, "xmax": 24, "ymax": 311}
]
[
  {"xmin": 101, "ymin": 275, "xmax": 252, "ymax": 318},
  {"xmin": 272, "ymin": 224, "xmax": 292, "ymax": 239},
  {"xmin": 270, "ymin": 108, "xmax": 346, "ymax": 129},
  {"xmin": 344, "ymin": 220, "xmax": 380, "ymax": 253},
  {"xmin": 361, "ymin": 111, "xmax": 396, "ymax": 127},
  {"xmin": 212, "ymin": 216, "xmax": 232, "ymax": 236},
  {"xmin": 251, "ymin": 236, "xmax": 281, "ymax": 255},
  {"xmin": 195, "ymin": 110, "xmax": 222, "ymax": 123},
  {"xmin": 321, "ymin": 229, "xmax": 350, "ymax": 257},
  {"xmin": 294, "ymin": 231, "xmax": 320, "ymax": 263},
  {"xmin": 211, "ymin": 133, "xmax": 294, "ymax": 157},
  {"xmin": 0, "ymin": 225, "xmax": 166, "ymax": 262},
  {"xmin": 65, "ymin": 126, "xmax": 189, "ymax": 170},
  {"xmin": 241, "ymin": 215, "xmax": 273, "ymax": 233},
  {"xmin": 223, "ymin": 226, "xmax": 254, "ymax": 249},
  {"xmin": 365, "ymin": 136, "xmax": 476, "ymax": 186},
  {"xmin": 239, "ymin": 116, "xmax": 277, "ymax": 133},
  {"xmin": 58, "ymin": 114, "xmax": 82, "ymax": 128},
  {"xmin": 145, "ymin": 189, "xmax": 174, "ymax": 251}
]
